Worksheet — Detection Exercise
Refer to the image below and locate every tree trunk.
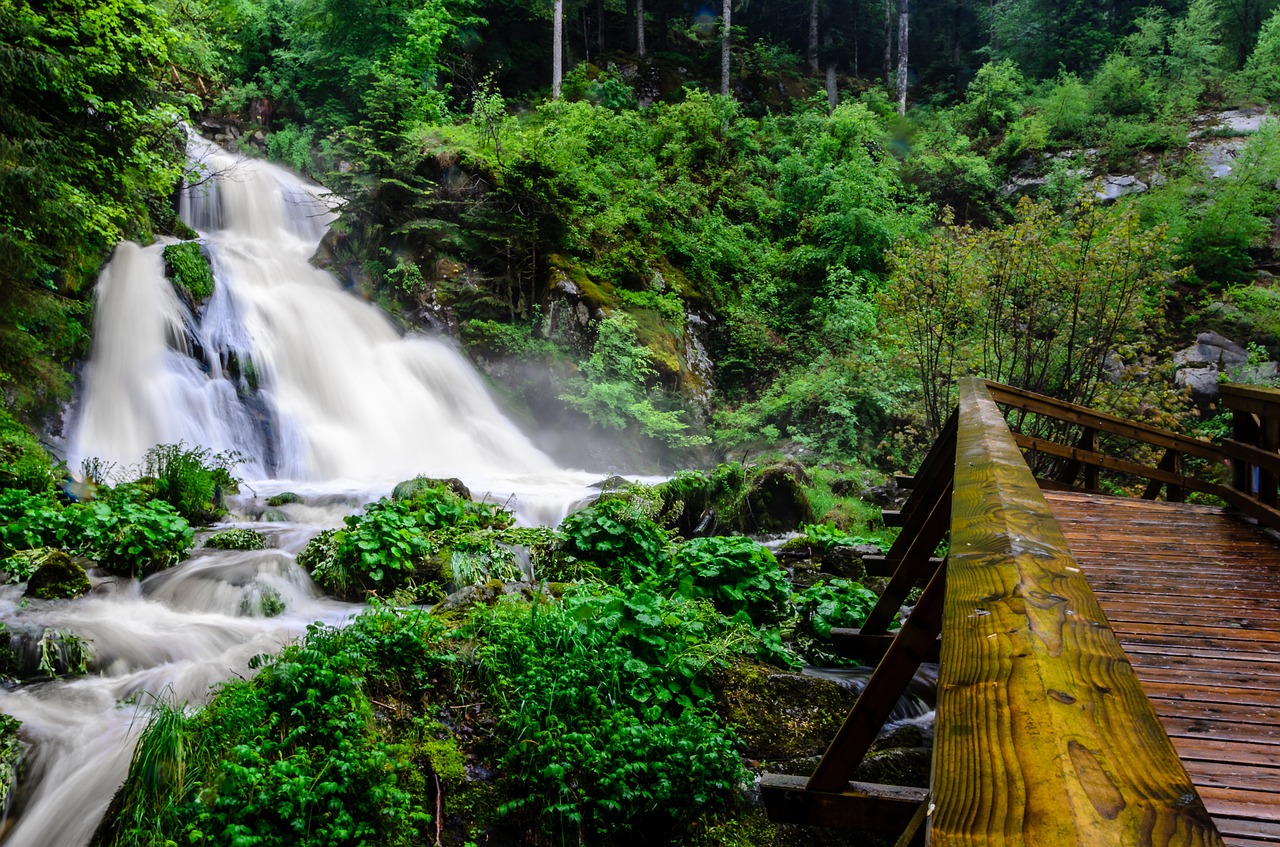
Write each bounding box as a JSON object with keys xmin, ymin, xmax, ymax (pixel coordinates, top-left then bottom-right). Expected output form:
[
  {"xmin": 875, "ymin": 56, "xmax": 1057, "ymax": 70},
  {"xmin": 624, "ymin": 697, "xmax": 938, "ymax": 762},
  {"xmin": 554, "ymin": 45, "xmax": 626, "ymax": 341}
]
[
  {"xmin": 636, "ymin": 0, "xmax": 646, "ymax": 56},
  {"xmin": 825, "ymin": 33, "xmax": 838, "ymax": 110},
  {"xmin": 598, "ymin": 0, "xmax": 605, "ymax": 53},
  {"xmin": 884, "ymin": 0, "xmax": 892, "ymax": 86},
  {"xmin": 721, "ymin": 0, "xmax": 732, "ymax": 96},
  {"xmin": 896, "ymin": 0, "xmax": 908, "ymax": 114},
  {"xmin": 553, "ymin": 0, "xmax": 564, "ymax": 98},
  {"xmin": 809, "ymin": 0, "xmax": 820, "ymax": 73}
]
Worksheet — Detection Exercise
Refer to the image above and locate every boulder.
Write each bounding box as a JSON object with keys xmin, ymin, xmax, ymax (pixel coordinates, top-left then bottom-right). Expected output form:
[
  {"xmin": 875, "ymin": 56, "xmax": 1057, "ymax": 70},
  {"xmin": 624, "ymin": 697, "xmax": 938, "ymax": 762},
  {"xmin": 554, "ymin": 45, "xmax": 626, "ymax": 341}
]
[
  {"xmin": 23, "ymin": 550, "xmax": 91, "ymax": 600},
  {"xmin": 741, "ymin": 461, "xmax": 815, "ymax": 534},
  {"xmin": 392, "ymin": 475, "xmax": 472, "ymax": 502}
]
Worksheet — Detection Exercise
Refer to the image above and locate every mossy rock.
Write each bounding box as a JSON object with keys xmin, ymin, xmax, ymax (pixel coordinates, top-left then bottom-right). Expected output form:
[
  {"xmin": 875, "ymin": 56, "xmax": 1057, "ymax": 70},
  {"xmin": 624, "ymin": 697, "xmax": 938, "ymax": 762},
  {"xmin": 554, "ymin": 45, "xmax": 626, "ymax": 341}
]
[
  {"xmin": 710, "ymin": 659, "xmax": 860, "ymax": 762},
  {"xmin": 204, "ymin": 528, "xmax": 269, "ymax": 550},
  {"xmin": 739, "ymin": 461, "xmax": 815, "ymax": 534},
  {"xmin": 259, "ymin": 508, "xmax": 289, "ymax": 522},
  {"xmin": 162, "ymin": 241, "xmax": 215, "ymax": 306},
  {"xmin": 392, "ymin": 475, "xmax": 471, "ymax": 502},
  {"xmin": 266, "ymin": 491, "xmax": 301, "ymax": 507},
  {"xmin": 24, "ymin": 550, "xmax": 91, "ymax": 600}
]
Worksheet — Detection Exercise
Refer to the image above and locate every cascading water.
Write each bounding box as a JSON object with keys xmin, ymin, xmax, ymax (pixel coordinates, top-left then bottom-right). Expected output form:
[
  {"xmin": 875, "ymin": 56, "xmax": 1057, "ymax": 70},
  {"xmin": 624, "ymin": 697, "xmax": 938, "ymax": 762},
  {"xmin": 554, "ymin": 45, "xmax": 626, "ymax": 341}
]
[{"xmin": 0, "ymin": 138, "xmax": 604, "ymax": 847}]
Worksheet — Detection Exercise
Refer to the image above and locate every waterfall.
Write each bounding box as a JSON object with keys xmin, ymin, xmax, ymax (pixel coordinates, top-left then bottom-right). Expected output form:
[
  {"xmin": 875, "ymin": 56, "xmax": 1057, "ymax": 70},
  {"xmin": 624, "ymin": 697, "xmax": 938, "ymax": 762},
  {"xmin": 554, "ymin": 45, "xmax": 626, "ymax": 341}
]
[
  {"xmin": 69, "ymin": 136, "xmax": 577, "ymax": 502},
  {"xmin": 0, "ymin": 138, "xmax": 612, "ymax": 847}
]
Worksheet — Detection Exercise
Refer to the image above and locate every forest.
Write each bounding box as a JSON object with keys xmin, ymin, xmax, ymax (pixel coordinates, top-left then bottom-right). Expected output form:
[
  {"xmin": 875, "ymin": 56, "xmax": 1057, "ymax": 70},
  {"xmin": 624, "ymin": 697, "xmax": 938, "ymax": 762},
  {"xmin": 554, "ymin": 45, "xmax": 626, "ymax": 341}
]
[{"xmin": 0, "ymin": 0, "xmax": 1278, "ymax": 843}]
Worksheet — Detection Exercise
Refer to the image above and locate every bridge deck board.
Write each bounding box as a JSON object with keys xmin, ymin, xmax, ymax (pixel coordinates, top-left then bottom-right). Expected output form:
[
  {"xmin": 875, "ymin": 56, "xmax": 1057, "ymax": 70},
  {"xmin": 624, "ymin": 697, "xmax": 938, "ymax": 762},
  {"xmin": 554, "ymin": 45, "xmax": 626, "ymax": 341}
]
[{"xmin": 1046, "ymin": 490, "xmax": 1280, "ymax": 846}]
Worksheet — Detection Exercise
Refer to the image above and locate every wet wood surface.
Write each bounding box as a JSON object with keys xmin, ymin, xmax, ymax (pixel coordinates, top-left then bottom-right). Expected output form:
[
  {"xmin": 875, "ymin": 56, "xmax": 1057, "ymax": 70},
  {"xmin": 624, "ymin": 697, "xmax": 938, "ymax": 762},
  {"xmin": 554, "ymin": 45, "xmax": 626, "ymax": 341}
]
[
  {"xmin": 932, "ymin": 379, "xmax": 1223, "ymax": 847},
  {"xmin": 1046, "ymin": 489, "xmax": 1280, "ymax": 847}
]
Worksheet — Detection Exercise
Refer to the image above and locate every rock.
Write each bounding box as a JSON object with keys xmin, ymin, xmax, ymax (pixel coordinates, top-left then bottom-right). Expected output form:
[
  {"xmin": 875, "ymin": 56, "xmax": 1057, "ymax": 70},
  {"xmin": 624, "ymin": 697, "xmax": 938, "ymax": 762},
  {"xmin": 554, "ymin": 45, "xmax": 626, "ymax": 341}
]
[
  {"xmin": 259, "ymin": 508, "xmax": 289, "ymax": 522},
  {"xmin": 1174, "ymin": 331, "xmax": 1252, "ymax": 404},
  {"xmin": 817, "ymin": 546, "xmax": 868, "ymax": 582},
  {"xmin": 1095, "ymin": 174, "xmax": 1148, "ymax": 203},
  {"xmin": 1197, "ymin": 331, "xmax": 1248, "ymax": 364},
  {"xmin": 25, "ymin": 552, "xmax": 91, "ymax": 600},
  {"xmin": 266, "ymin": 491, "xmax": 301, "ymax": 507},
  {"xmin": 740, "ymin": 461, "xmax": 815, "ymax": 534},
  {"xmin": 711, "ymin": 660, "xmax": 862, "ymax": 761},
  {"xmin": 0, "ymin": 624, "xmax": 91, "ymax": 679},
  {"xmin": 1228, "ymin": 361, "xmax": 1279, "ymax": 383},
  {"xmin": 392, "ymin": 475, "xmax": 472, "ymax": 502},
  {"xmin": 1176, "ymin": 366, "xmax": 1222, "ymax": 403},
  {"xmin": 855, "ymin": 746, "xmax": 932, "ymax": 788}
]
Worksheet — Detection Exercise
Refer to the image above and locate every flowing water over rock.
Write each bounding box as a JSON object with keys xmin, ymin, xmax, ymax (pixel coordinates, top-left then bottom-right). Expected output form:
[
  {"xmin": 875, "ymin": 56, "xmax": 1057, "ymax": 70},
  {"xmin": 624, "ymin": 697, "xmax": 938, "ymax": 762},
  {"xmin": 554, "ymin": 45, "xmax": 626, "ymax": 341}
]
[{"xmin": 0, "ymin": 138, "xmax": 604, "ymax": 846}]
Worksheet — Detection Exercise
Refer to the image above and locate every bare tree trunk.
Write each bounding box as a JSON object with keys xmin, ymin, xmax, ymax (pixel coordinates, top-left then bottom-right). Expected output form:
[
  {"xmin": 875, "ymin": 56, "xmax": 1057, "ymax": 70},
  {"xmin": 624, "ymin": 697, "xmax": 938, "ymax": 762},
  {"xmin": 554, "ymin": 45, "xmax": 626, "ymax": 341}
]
[
  {"xmin": 809, "ymin": 0, "xmax": 820, "ymax": 73},
  {"xmin": 896, "ymin": 0, "xmax": 908, "ymax": 114},
  {"xmin": 721, "ymin": 0, "xmax": 732, "ymax": 96},
  {"xmin": 553, "ymin": 0, "xmax": 564, "ymax": 98},
  {"xmin": 636, "ymin": 0, "xmax": 646, "ymax": 56},
  {"xmin": 598, "ymin": 0, "xmax": 605, "ymax": 53},
  {"xmin": 825, "ymin": 34, "xmax": 838, "ymax": 110},
  {"xmin": 884, "ymin": 0, "xmax": 892, "ymax": 85}
]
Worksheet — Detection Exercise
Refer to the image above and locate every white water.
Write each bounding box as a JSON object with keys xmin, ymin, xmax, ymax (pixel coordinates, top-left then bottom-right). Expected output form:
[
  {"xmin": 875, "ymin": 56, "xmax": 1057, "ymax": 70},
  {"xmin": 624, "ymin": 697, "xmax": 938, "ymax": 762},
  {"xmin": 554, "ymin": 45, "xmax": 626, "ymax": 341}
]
[{"xmin": 0, "ymin": 138, "xmax": 609, "ymax": 846}]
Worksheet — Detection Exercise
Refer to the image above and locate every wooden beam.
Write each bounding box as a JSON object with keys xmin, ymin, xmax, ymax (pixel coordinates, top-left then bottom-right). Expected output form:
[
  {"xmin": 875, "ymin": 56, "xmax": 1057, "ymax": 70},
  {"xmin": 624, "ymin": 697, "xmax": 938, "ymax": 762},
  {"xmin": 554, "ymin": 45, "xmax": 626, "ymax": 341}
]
[
  {"xmin": 828, "ymin": 627, "xmax": 941, "ymax": 664},
  {"xmin": 807, "ymin": 565, "xmax": 946, "ymax": 793},
  {"xmin": 882, "ymin": 510, "xmax": 903, "ymax": 527},
  {"xmin": 862, "ymin": 554, "xmax": 943, "ymax": 578},
  {"xmin": 759, "ymin": 774, "xmax": 927, "ymax": 833},
  {"xmin": 932, "ymin": 379, "xmax": 1224, "ymax": 847}
]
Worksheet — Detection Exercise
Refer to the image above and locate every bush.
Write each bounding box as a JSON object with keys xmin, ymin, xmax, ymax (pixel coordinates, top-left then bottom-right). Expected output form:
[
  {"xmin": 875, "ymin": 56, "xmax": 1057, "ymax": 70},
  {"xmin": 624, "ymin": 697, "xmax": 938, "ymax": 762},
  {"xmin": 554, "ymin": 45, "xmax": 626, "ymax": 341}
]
[
  {"xmin": 161, "ymin": 242, "xmax": 214, "ymax": 304},
  {"xmin": 0, "ymin": 489, "xmax": 67, "ymax": 557},
  {"xmin": 103, "ymin": 608, "xmax": 450, "ymax": 847},
  {"xmin": 551, "ymin": 497, "xmax": 670, "ymax": 583},
  {"xmin": 661, "ymin": 536, "xmax": 790, "ymax": 626},
  {"xmin": 793, "ymin": 578, "xmax": 884, "ymax": 665},
  {"xmin": 65, "ymin": 500, "xmax": 193, "ymax": 577},
  {"xmin": 139, "ymin": 443, "xmax": 241, "ymax": 524},
  {"xmin": 0, "ymin": 410, "xmax": 58, "ymax": 495},
  {"xmin": 469, "ymin": 593, "xmax": 746, "ymax": 841},
  {"xmin": 203, "ymin": 528, "xmax": 268, "ymax": 550}
]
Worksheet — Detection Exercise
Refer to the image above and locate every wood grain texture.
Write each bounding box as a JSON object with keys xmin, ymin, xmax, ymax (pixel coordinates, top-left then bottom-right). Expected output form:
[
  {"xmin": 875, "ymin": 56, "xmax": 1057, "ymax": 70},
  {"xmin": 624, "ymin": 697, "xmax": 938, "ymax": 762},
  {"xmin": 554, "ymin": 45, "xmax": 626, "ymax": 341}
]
[
  {"xmin": 931, "ymin": 379, "xmax": 1223, "ymax": 847},
  {"xmin": 1045, "ymin": 489, "xmax": 1280, "ymax": 847}
]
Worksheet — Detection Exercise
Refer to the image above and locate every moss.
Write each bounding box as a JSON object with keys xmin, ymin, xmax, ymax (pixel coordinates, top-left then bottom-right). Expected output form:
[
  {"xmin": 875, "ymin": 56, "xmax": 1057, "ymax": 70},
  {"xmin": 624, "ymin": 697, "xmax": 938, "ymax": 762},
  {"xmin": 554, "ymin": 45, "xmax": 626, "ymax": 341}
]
[
  {"xmin": 547, "ymin": 254, "xmax": 618, "ymax": 311},
  {"xmin": 25, "ymin": 550, "xmax": 91, "ymax": 600},
  {"xmin": 265, "ymin": 491, "xmax": 301, "ymax": 507},
  {"xmin": 392, "ymin": 475, "xmax": 471, "ymax": 502},
  {"xmin": 162, "ymin": 241, "xmax": 214, "ymax": 304},
  {"xmin": 710, "ymin": 659, "xmax": 859, "ymax": 762},
  {"xmin": 0, "ymin": 408, "xmax": 57, "ymax": 494}
]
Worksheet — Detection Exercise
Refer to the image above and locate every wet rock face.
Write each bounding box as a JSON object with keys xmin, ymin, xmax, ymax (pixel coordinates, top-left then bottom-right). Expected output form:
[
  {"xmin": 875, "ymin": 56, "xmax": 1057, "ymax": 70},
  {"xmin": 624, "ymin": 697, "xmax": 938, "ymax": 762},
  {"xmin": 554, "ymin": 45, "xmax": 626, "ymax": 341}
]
[{"xmin": 1173, "ymin": 330, "xmax": 1277, "ymax": 405}]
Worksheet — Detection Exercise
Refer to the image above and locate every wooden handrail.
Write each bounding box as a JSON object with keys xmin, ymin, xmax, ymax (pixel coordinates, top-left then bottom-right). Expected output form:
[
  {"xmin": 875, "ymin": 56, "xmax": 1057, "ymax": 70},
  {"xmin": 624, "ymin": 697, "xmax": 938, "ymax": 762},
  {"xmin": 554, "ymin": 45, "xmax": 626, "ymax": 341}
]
[{"xmin": 932, "ymin": 378, "xmax": 1223, "ymax": 846}]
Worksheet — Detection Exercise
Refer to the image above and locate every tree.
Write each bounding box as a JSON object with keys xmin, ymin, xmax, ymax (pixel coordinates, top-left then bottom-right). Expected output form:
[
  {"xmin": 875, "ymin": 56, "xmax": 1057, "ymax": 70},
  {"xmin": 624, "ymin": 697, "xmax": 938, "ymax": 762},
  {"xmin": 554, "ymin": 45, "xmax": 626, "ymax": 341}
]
[
  {"xmin": 721, "ymin": 0, "xmax": 733, "ymax": 95},
  {"xmin": 553, "ymin": 0, "xmax": 564, "ymax": 97},
  {"xmin": 809, "ymin": 0, "xmax": 821, "ymax": 71},
  {"xmin": 895, "ymin": 0, "xmax": 908, "ymax": 112},
  {"xmin": 636, "ymin": 0, "xmax": 646, "ymax": 56},
  {"xmin": 887, "ymin": 199, "xmax": 1176, "ymax": 436}
]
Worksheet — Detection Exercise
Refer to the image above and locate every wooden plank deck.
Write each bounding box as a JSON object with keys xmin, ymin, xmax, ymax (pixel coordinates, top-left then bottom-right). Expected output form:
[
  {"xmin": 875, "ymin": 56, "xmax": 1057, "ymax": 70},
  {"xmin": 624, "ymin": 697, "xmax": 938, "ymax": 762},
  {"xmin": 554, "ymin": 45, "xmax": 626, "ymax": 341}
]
[{"xmin": 1045, "ymin": 490, "xmax": 1280, "ymax": 847}]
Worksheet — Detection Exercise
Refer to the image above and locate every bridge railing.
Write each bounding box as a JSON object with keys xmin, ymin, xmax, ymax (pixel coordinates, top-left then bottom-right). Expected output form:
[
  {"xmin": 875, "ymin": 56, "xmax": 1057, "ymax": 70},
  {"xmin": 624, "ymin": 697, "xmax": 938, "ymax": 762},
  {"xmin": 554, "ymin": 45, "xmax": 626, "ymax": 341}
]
[
  {"xmin": 985, "ymin": 380, "xmax": 1280, "ymax": 533},
  {"xmin": 762, "ymin": 377, "xmax": 1225, "ymax": 845}
]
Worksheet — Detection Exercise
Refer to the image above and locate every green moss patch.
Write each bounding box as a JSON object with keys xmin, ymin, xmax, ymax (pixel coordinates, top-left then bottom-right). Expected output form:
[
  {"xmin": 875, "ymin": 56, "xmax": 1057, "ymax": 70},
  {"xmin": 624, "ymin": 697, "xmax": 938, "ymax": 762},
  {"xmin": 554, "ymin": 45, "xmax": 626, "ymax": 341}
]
[{"xmin": 162, "ymin": 241, "xmax": 214, "ymax": 304}]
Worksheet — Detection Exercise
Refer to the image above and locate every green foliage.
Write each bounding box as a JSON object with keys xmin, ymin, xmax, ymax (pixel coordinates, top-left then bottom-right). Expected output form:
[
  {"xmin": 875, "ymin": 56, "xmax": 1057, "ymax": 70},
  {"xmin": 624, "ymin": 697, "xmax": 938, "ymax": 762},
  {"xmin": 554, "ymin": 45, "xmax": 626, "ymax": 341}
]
[
  {"xmin": 161, "ymin": 242, "xmax": 214, "ymax": 303},
  {"xmin": 1239, "ymin": 7, "xmax": 1280, "ymax": 98},
  {"xmin": 661, "ymin": 536, "xmax": 790, "ymax": 626},
  {"xmin": 0, "ymin": 489, "xmax": 66, "ymax": 558},
  {"xmin": 301, "ymin": 486, "xmax": 513, "ymax": 600},
  {"xmin": 265, "ymin": 491, "xmax": 301, "ymax": 507},
  {"xmin": 793, "ymin": 578, "xmax": 884, "ymax": 664},
  {"xmin": 959, "ymin": 60, "xmax": 1026, "ymax": 137},
  {"xmin": 66, "ymin": 499, "xmax": 193, "ymax": 576},
  {"xmin": 0, "ymin": 410, "xmax": 58, "ymax": 494},
  {"xmin": 468, "ymin": 592, "xmax": 746, "ymax": 841},
  {"xmin": 105, "ymin": 608, "xmax": 450, "ymax": 847},
  {"xmin": 203, "ymin": 528, "xmax": 268, "ymax": 550},
  {"xmin": 140, "ymin": 443, "xmax": 241, "ymax": 524},
  {"xmin": 797, "ymin": 522, "xmax": 882, "ymax": 553},
  {"xmin": 561, "ymin": 313, "xmax": 708, "ymax": 448},
  {"xmin": 887, "ymin": 198, "xmax": 1176, "ymax": 434},
  {"xmin": 551, "ymin": 497, "xmax": 670, "ymax": 583}
]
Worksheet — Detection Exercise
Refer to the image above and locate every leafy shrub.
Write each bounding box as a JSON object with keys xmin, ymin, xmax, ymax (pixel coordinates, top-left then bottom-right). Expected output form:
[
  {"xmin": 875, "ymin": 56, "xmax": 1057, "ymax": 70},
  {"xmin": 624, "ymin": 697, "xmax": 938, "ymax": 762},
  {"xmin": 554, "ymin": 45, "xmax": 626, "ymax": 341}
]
[
  {"xmin": 104, "ymin": 608, "xmax": 450, "ymax": 847},
  {"xmin": 959, "ymin": 60, "xmax": 1026, "ymax": 137},
  {"xmin": 161, "ymin": 242, "xmax": 214, "ymax": 303},
  {"xmin": 140, "ymin": 443, "xmax": 241, "ymax": 524},
  {"xmin": 1238, "ymin": 7, "xmax": 1280, "ymax": 100},
  {"xmin": 550, "ymin": 497, "xmax": 670, "ymax": 583},
  {"xmin": 203, "ymin": 528, "xmax": 268, "ymax": 550},
  {"xmin": 661, "ymin": 536, "xmax": 790, "ymax": 626},
  {"xmin": 0, "ymin": 489, "xmax": 67, "ymax": 557},
  {"xmin": 65, "ymin": 500, "xmax": 193, "ymax": 577},
  {"xmin": 469, "ymin": 594, "xmax": 745, "ymax": 842},
  {"xmin": 793, "ymin": 578, "xmax": 884, "ymax": 665},
  {"xmin": 797, "ymin": 522, "xmax": 882, "ymax": 553}
]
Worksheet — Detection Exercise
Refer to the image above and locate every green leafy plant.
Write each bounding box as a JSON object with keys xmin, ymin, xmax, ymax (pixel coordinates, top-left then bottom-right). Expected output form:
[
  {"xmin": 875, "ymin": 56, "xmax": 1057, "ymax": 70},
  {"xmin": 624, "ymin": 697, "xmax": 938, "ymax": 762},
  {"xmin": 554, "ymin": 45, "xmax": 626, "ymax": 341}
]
[
  {"xmin": 661, "ymin": 536, "xmax": 790, "ymax": 626},
  {"xmin": 798, "ymin": 522, "xmax": 882, "ymax": 553},
  {"xmin": 66, "ymin": 500, "xmax": 193, "ymax": 577},
  {"xmin": 550, "ymin": 497, "xmax": 670, "ymax": 583},
  {"xmin": 162, "ymin": 242, "xmax": 214, "ymax": 303},
  {"xmin": 203, "ymin": 528, "xmax": 268, "ymax": 550},
  {"xmin": 139, "ymin": 443, "xmax": 241, "ymax": 524}
]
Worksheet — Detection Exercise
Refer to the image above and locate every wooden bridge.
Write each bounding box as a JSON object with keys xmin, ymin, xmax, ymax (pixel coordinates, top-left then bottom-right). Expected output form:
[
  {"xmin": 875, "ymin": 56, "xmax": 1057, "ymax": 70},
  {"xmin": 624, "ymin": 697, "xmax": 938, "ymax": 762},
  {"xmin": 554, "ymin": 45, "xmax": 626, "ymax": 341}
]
[{"xmin": 762, "ymin": 378, "xmax": 1280, "ymax": 846}]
